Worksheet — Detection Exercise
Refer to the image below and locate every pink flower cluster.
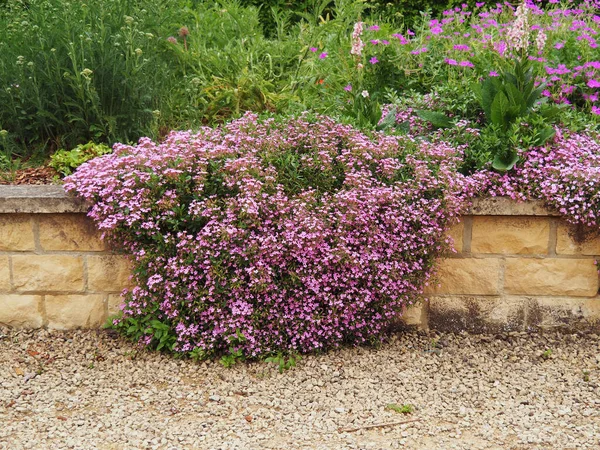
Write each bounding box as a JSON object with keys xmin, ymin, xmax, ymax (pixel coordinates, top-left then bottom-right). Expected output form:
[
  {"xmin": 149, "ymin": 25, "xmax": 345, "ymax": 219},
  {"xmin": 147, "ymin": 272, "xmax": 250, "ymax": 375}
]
[
  {"xmin": 490, "ymin": 129, "xmax": 600, "ymax": 227},
  {"xmin": 65, "ymin": 113, "xmax": 475, "ymax": 357}
]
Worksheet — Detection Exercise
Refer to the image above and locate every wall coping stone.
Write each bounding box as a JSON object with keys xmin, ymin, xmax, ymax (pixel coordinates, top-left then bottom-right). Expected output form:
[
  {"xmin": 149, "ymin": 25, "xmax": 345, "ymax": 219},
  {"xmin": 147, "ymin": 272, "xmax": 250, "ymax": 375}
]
[
  {"xmin": 0, "ymin": 185, "xmax": 558, "ymax": 216},
  {"xmin": 0, "ymin": 185, "xmax": 87, "ymax": 213},
  {"xmin": 467, "ymin": 197, "xmax": 559, "ymax": 216}
]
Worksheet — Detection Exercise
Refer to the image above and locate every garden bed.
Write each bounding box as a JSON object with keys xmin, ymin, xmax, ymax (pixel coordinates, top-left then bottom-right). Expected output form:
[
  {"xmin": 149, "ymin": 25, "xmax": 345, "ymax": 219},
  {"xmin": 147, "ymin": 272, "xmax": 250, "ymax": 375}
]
[{"xmin": 1, "ymin": 186, "xmax": 598, "ymax": 332}]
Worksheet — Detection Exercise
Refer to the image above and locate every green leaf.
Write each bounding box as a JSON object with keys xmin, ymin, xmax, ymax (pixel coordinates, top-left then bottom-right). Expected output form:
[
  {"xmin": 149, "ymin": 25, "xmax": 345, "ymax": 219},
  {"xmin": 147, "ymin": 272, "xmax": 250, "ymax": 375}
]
[
  {"xmin": 490, "ymin": 92, "xmax": 510, "ymax": 128},
  {"xmin": 376, "ymin": 107, "xmax": 397, "ymax": 131},
  {"xmin": 481, "ymin": 77, "xmax": 499, "ymax": 119},
  {"xmin": 415, "ymin": 110, "xmax": 452, "ymax": 128},
  {"xmin": 536, "ymin": 127, "xmax": 556, "ymax": 145},
  {"xmin": 504, "ymin": 83, "xmax": 526, "ymax": 115},
  {"xmin": 492, "ymin": 150, "xmax": 519, "ymax": 171}
]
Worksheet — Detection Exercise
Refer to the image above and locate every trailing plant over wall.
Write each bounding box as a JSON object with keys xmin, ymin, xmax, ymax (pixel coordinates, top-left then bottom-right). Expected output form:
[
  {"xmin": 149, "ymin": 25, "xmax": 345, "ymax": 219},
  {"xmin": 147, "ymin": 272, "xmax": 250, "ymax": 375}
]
[{"xmin": 65, "ymin": 113, "xmax": 479, "ymax": 358}]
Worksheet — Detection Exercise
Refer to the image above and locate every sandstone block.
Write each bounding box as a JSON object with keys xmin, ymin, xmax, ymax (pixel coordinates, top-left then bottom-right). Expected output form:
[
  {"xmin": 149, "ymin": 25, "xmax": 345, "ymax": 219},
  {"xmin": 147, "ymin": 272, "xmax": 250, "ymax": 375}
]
[
  {"xmin": 556, "ymin": 222, "xmax": 600, "ymax": 256},
  {"xmin": 429, "ymin": 258, "xmax": 500, "ymax": 295},
  {"xmin": 39, "ymin": 214, "xmax": 105, "ymax": 252},
  {"xmin": 399, "ymin": 301, "xmax": 427, "ymax": 328},
  {"xmin": 0, "ymin": 214, "xmax": 35, "ymax": 251},
  {"xmin": 525, "ymin": 296, "xmax": 600, "ymax": 329},
  {"xmin": 447, "ymin": 222, "xmax": 464, "ymax": 253},
  {"xmin": 0, "ymin": 256, "xmax": 10, "ymax": 291},
  {"xmin": 505, "ymin": 258, "xmax": 598, "ymax": 296},
  {"xmin": 46, "ymin": 294, "xmax": 105, "ymax": 329},
  {"xmin": 471, "ymin": 216, "xmax": 549, "ymax": 255},
  {"xmin": 87, "ymin": 255, "xmax": 133, "ymax": 292},
  {"xmin": 12, "ymin": 255, "xmax": 84, "ymax": 292},
  {"xmin": 107, "ymin": 293, "xmax": 125, "ymax": 316},
  {"xmin": 428, "ymin": 296, "xmax": 525, "ymax": 333},
  {"xmin": 0, "ymin": 295, "xmax": 42, "ymax": 327}
]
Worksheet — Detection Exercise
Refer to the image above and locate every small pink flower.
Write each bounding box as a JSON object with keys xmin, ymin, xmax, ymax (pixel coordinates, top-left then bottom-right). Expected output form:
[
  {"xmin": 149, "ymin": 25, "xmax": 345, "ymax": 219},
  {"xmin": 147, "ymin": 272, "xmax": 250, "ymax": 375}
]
[
  {"xmin": 167, "ymin": 36, "xmax": 177, "ymax": 44},
  {"xmin": 489, "ymin": 71, "xmax": 499, "ymax": 77},
  {"xmin": 554, "ymin": 42, "xmax": 564, "ymax": 49},
  {"xmin": 319, "ymin": 52, "xmax": 328, "ymax": 59},
  {"xmin": 458, "ymin": 60, "xmax": 474, "ymax": 68},
  {"xmin": 368, "ymin": 25, "xmax": 380, "ymax": 31},
  {"xmin": 445, "ymin": 58, "xmax": 458, "ymax": 65},
  {"xmin": 592, "ymin": 106, "xmax": 600, "ymax": 115},
  {"xmin": 369, "ymin": 57, "xmax": 379, "ymax": 64},
  {"xmin": 310, "ymin": 47, "xmax": 318, "ymax": 52},
  {"xmin": 344, "ymin": 84, "xmax": 352, "ymax": 92},
  {"xmin": 587, "ymin": 79, "xmax": 600, "ymax": 88}
]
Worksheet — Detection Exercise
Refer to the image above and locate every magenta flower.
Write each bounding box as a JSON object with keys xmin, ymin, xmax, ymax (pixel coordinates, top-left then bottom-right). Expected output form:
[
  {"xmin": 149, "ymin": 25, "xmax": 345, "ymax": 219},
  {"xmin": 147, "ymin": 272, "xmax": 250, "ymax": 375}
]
[
  {"xmin": 310, "ymin": 47, "xmax": 318, "ymax": 52},
  {"xmin": 489, "ymin": 71, "xmax": 500, "ymax": 77},
  {"xmin": 587, "ymin": 79, "xmax": 600, "ymax": 88},
  {"xmin": 369, "ymin": 56, "xmax": 379, "ymax": 64},
  {"xmin": 445, "ymin": 58, "xmax": 458, "ymax": 65},
  {"xmin": 592, "ymin": 106, "xmax": 600, "ymax": 115},
  {"xmin": 319, "ymin": 52, "xmax": 328, "ymax": 59},
  {"xmin": 458, "ymin": 60, "xmax": 474, "ymax": 68},
  {"xmin": 554, "ymin": 42, "xmax": 565, "ymax": 49},
  {"xmin": 344, "ymin": 84, "xmax": 352, "ymax": 91},
  {"xmin": 368, "ymin": 25, "xmax": 380, "ymax": 31}
]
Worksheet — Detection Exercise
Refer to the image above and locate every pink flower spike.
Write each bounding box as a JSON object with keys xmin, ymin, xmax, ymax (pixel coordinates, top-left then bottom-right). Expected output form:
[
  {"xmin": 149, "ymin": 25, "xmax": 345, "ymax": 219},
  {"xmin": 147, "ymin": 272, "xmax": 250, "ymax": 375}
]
[{"xmin": 319, "ymin": 52, "xmax": 328, "ymax": 59}]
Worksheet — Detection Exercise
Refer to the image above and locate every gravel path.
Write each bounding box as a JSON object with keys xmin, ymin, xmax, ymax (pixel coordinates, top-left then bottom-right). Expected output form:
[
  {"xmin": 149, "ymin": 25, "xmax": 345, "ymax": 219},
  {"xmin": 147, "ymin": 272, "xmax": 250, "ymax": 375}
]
[{"xmin": 1, "ymin": 327, "xmax": 599, "ymax": 450}]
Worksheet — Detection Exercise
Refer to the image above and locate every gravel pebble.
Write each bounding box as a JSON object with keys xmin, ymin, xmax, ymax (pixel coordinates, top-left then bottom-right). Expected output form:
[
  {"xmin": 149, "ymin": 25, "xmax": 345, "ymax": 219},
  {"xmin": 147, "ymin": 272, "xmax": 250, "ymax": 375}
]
[{"xmin": 1, "ymin": 327, "xmax": 599, "ymax": 449}]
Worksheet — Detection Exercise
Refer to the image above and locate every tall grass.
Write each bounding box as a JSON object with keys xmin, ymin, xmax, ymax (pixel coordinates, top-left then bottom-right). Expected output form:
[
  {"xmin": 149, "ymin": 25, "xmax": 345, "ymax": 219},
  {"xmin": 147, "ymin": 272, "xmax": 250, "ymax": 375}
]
[{"xmin": 0, "ymin": 0, "xmax": 182, "ymax": 158}]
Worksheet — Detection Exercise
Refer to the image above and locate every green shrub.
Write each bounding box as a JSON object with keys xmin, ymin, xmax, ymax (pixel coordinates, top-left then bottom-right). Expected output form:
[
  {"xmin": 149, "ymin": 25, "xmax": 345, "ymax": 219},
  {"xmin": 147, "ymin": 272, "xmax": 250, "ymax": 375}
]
[{"xmin": 49, "ymin": 142, "xmax": 112, "ymax": 177}]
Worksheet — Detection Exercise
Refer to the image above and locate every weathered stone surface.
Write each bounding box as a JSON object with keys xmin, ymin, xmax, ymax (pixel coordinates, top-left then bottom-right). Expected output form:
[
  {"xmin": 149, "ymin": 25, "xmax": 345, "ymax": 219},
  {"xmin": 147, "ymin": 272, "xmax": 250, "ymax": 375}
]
[
  {"xmin": 556, "ymin": 222, "xmax": 600, "ymax": 256},
  {"xmin": 471, "ymin": 216, "xmax": 549, "ymax": 254},
  {"xmin": 0, "ymin": 185, "xmax": 87, "ymax": 213},
  {"xmin": 446, "ymin": 222, "xmax": 464, "ymax": 253},
  {"xmin": 87, "ymin": 255, "xmax": 133, "ymax": 292},
  {"xmin": 399, "ymin": 301, "xmax": 427, "ymax": 328},
  {"xmin": 429, "ymin": 258, "xmax": 501, "ymax": 295},
  {"xmin": 429, "ymin": 296, "xmax": 525, "ymax": 333},
  {"xmin": 505, "ymin": 258, "xmax": 598, "ymax": 296},
  {"xmin": 46, "ymin": 294, "xmax": 105, "ymax": 329},
  {"xmin": 525, "ymin": 296, "xmax": 600, "ymax": 329},
  {"xmin": 0, "ymin": 214, "xmax": 35, "ymax": 251},
  {"xmin": 467, "ymin": 197, "xmax": 558, "ymax": 216},
  {"xmin": 0, "ymin": 256, "xmax": 10, "ymax": 291},
  {"xmin": 107, "ymin": 294, "xmax": 124, "ymax": 316},
  {"xmin": 39, "ymin": 214, "xmax": 105, "ymax": 252},
  {"xmin": 0, "ymin": 295, "xmax": 42, "ymax": 327},
  {"xmin": 12, "ymin": 255, "xmax": 84, "ymax": 292}
]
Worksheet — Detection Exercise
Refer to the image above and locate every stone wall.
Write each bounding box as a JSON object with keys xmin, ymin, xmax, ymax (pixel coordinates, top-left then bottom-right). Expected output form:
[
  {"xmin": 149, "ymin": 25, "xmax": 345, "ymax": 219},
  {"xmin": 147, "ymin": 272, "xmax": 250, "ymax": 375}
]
[
  {"xmin": 1, "ymin": 187, "xmax": 599, "ymax": 331},
  {"xmin": 0, "ymin": 186, "xmax": 131, "ymax": 329},
  {"xmin": 424, "ymin": 197, "xmax": 600, "ymax": 332}
]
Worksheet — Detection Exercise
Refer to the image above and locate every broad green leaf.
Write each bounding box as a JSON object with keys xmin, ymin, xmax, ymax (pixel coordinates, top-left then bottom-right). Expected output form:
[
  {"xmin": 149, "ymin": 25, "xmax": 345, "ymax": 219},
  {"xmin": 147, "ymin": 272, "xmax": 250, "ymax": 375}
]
[
  {"xmin": 536, "ymin": 127, "xmax": 556, "ymax": 145},
  {"xmin": 504, "ymin": 83, "xmax": 526, "ymax": 114},
  {"xmin": 490, "ymin": 92, "xmax": 510, "ymax": 128},
  {"xmin": 481, "ymin": 77, "xmax": 499, "ymax": 118},
  {"xmin": 415, "ymin": 110, "xmax": 452, "ymax": 128},
  {"xmin": 492, "ymin": 150, "xmax": 519, "ymax": 171},
  {"xmin": 376, "ymin": 107, "xmax": 397, "ymax": 131}
]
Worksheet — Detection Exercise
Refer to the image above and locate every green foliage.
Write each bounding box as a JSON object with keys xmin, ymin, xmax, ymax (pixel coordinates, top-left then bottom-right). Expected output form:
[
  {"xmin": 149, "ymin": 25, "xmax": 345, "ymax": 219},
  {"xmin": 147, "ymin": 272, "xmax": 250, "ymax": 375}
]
[
  {"xmin": 49, "ymin": 142, "xmax": 112, "ymax": 177},
  {"xmin": 386, "ymin": 403, "xmax": 414, "ymax": 414},
  {"xmin": 264, "ymin": 352, "xmax": 301, "ymax": 373},
  {"xmin": 219, "ymin": 330, "xmax": 247, "ymax": 368},
  {"xmin": 541, "ymin": 349, "xmax": 552, "ymax": 360},
  {"xmin": 474, "ymin": 57, "xmax": 555, "ymax": 171}
]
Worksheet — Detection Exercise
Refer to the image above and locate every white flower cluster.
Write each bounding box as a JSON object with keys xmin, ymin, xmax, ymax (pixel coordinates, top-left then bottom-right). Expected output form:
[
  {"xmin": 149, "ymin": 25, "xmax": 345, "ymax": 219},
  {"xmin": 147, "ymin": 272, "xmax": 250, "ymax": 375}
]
[{"xmin": 350, "ymin": 22, "xmax": 365, "ymax": 56}]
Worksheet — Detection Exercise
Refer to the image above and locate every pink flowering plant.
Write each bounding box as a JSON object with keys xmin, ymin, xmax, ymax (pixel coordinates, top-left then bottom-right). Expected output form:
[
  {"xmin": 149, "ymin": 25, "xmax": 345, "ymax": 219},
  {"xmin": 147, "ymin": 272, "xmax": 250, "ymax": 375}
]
[{"xmin": 65, "ymin": 113, "xmax": 476, "ymax": 359}]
